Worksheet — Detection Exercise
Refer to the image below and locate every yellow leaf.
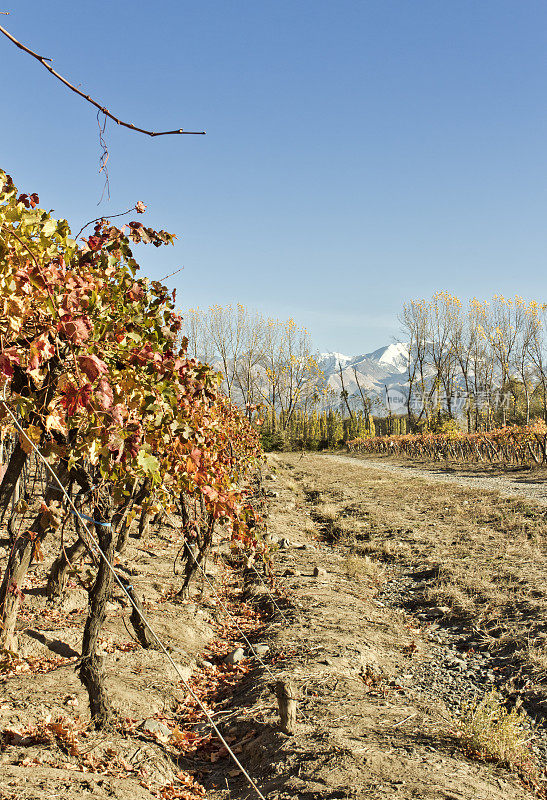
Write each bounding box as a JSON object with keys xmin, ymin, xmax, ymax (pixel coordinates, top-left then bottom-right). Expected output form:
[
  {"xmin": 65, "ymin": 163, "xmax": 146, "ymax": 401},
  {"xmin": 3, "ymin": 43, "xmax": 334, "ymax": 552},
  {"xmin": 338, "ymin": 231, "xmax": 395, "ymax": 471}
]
[
  {"xmin": 19, "ymin": 424, "xmax": 41, "ymax": 454},
  {"xmin": 45, "ymin": 410, "xmax": 67, "ymax": 435}
]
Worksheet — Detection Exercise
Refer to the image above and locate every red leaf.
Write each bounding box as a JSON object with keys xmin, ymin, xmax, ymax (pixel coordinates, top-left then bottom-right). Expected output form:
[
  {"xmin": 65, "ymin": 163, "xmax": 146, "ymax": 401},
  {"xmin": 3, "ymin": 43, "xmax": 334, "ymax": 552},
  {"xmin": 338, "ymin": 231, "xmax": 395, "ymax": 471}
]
[
  {"xmin": 124, "ymin": 433, "xmax": 141, "ymax": 460},
  {"xmin": 110, "ymin": 404, "xmax": 126, "ymax": 426},
  {"xmin": 78, "ymin": 354, "xmax": 108, "ymax": 382},
  {"xmin": 60, "ymin": 384, "xmax": 79, "ymax": 416},
  {"xmin": 60, "ymin": 382, "xmax": 93, "ymax": 416},
  {"xmin": 28, "ymin": 333, "xmax": 55, "ymax": 371},
  {"xmin": 87, "ymin": 235, "xmax": 103, "ymax": 251},
  {"xmin": 58, "ymin": 316, "xmax": 93, "ymax": 345},
  {"xmin": 80, "ymin": 382, "xmax": 93, "ymax": 410},
  {"xmin": 17, "ymin": 192, "xmax": 39, "ymax": 209},
  {"xmin": 0, "ymin": 348, "xmax": 20, "ymax": 378},
  {"xmin": 95, "ymin": 378, "xmax": 114, "ymax": 410},
  {"xmin": 127, "ymin": 282, "xmax": 144, "ymax": 302}
]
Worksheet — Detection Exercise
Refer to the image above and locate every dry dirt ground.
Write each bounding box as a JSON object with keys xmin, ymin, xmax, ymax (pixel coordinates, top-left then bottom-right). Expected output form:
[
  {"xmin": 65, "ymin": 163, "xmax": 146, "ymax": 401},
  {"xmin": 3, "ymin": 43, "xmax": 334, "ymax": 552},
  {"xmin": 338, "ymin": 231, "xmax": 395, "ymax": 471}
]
[
  {"xmin": 332, "ymin": 452, "xmax": 547, "ymax": 506},
  {"xmin": 2, "ymin": 453, "xmax": 547, "ymax": 799}
]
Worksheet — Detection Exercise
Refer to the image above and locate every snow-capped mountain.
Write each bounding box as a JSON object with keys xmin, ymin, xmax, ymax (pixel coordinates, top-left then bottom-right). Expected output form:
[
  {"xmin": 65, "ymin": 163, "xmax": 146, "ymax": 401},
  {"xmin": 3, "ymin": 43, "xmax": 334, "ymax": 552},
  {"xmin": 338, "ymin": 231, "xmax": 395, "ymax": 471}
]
[
  {"xmin": 317, "ymin": 343, "xmax": 411, "ymax": 412},
  {"xmin": 367, "ymin": 342, "xmax": 409, "ymax": 372}
]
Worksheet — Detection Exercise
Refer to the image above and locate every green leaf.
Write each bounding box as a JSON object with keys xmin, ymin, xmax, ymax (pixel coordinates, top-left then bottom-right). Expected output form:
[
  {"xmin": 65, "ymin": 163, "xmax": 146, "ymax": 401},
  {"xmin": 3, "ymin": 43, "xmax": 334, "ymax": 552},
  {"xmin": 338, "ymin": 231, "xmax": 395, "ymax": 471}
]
[
  {"xmin": 42, "ymin": 219, "xmax": 56, "ymax": 237},
  {"xmin": 137, "ymin": 450, "xmax": 160, "ymax": 476}
]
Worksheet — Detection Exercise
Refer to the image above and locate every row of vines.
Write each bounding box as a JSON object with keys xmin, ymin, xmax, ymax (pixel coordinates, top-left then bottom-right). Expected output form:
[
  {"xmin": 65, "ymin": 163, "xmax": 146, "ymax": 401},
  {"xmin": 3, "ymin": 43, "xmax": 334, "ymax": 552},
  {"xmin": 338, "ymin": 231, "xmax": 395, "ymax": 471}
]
[
  {"xmin": 0, "ymin": 170, "xmax": 263, "ymax": 729},
  {"xmin": 347, "ymin": 421, "xmax": 547, "ymax": 466}
]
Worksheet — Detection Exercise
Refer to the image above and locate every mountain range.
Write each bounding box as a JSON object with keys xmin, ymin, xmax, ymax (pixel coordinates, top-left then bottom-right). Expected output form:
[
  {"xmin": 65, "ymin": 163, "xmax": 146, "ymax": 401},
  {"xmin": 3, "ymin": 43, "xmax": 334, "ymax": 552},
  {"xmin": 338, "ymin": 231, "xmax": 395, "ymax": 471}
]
[{"xmin": 317, "ymin": 343, "xmax": 410, "ymax": 414}]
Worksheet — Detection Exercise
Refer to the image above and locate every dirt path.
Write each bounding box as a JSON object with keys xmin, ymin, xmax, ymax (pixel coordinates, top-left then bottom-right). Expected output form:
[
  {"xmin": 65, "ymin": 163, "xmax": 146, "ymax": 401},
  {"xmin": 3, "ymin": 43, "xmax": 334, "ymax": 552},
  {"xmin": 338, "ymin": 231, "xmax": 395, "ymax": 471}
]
[
  {"xmin": 323, "ymin": 452, "xmax": 547, "ymax": 505},
  {"xmin": 227, "ymin": 453, "xmax": 540, "ymax": 799},
  {"xmin": 207, "ymin": 454, "xmax": 538, "ymax": 800}
]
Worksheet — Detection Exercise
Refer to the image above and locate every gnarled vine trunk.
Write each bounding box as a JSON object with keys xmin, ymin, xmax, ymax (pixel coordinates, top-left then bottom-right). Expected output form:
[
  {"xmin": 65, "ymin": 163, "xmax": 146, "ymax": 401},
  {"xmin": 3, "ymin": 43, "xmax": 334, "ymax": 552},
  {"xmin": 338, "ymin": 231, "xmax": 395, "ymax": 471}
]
[
  {"xmin": 46, "ymin": 536, "xmax": 86, "ymax": 601},
  {"xmin": 78, "ymin": 492, "xmax": 115, "ymax": 729},
  {"xmin": 0, "ymin": 357, "xmax": 64, "ymax": 524},
  {"xmin": 0, "ymin": 442, "xmax": 27, "ymax": 524},
  {"xmin": 176, "ymin": 500, "xmax": 215, "ymax": 600},
  {"xmin": 0, "ymin": 458, "xmax": 70, "ymax": 650}
]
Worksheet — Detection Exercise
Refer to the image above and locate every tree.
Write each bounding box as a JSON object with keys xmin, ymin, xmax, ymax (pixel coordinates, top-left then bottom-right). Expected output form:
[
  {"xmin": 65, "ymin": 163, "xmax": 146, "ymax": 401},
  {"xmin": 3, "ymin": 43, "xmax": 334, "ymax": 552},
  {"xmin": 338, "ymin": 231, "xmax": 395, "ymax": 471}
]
[
  {"xmin": 259, "ymin": 318, "xmax": 323, "ymax": 429},
  {"xmin": 400, "ymin": 298, "xmax": 430, "ymax": 428},
  {"xmin": 527, "ymin": 302, "xmax": 547, "ymax": 422},
  {"xmin": 428, "ymin": 292, "xmax": 460, "ymax": 420},
  {"xmin": 183, "ymin": 305, "xmax": 324, "ymax": 429}
]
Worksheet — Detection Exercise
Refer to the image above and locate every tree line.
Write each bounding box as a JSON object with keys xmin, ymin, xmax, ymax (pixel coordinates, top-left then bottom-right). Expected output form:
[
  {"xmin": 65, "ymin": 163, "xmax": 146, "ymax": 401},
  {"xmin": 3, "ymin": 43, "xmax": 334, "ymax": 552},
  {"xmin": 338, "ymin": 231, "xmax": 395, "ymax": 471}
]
[
  {"xmin": 185, "ymin": 294, "xmax": 547, "ymax": 449},
  {"xmin": 183, "ymin": 305, "xmax": 377, "ymax": 449},
  {"xmin": 400, "ymin": 293, "xmax": 547, "ymax": 432},
  {"xmin": 184, "ymin": 305, "xmax": 322, "ymax": 431}
]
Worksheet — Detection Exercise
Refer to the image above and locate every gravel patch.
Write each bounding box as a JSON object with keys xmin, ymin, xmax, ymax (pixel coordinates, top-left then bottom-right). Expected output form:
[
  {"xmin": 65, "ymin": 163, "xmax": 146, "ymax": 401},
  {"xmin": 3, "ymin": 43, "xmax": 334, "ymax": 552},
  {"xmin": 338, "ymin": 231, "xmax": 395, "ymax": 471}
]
[{"xmin": 379, "ymin": 569, "xmax": 547, "ymax": 764}]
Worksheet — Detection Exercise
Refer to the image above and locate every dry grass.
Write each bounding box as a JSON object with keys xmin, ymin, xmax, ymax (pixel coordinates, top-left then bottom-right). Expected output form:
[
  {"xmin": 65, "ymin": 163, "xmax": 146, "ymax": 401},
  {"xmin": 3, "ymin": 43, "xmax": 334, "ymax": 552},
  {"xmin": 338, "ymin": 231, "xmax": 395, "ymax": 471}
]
[
  {"xmin": 302, "ymin": 518, "xmax": 317, "ymax": 534},
  {"xmin": 315, "ymin": 501, "xmax": 339, "ymax": 522},
  {"xmin": 283, "ymin": 452, "xmax": 547, "ymax": 681},
  {"xmin": 425, "ymin": 582, "xmax": 477, "ymax": 616},
  {"xmin": 344, "ymin": 554, "xmax": 385, "ymax": 584},
  {"xmin": 312, "ymin": 502, "xmax": 360, "ymax": 543},
  {"xmin": 458, "ymin": 690, "xmax": 539, "ymax": 783},
  {"xmin": 520, "ymin": 635, "xmax": 547, "ymax": 678}
]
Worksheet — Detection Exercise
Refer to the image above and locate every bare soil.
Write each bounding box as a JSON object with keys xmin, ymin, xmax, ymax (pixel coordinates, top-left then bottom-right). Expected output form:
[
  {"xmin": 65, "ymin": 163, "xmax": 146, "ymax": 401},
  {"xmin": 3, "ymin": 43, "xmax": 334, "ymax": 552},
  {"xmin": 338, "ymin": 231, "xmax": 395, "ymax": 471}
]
[
  {"xmin": 334, "ymin": 451, "xmax": 547, "ymax": 505},
  {"xmin": 2, "ymin": 452, "xmax": 547, "ymax": 799}
]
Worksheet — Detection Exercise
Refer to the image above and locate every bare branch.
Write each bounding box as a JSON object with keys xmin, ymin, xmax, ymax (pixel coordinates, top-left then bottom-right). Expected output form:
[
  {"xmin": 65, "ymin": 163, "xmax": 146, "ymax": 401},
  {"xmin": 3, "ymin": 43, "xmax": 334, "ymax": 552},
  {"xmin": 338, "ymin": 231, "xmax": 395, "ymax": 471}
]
[
  {"xmin": 338, "ymin": 362, "xmax": 354, "ymax": 420},
  {"xmin": 75, "ymin": 207, "xmax": 136, "ymax": 240},
  {"xmin": 159, "ymin": 266, "xmax": 185, "ymax": 282},
  {"xmin": 0, "ymin": 23, "xmax": 206, "ymax": 137}
]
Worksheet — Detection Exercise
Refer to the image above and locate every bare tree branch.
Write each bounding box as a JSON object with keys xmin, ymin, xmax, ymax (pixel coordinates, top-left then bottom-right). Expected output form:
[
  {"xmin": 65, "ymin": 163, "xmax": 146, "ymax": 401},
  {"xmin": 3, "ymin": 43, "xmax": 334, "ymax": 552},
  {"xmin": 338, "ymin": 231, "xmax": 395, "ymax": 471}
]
[
  {"xmin": 75, "ymin": 206, "xmax": 137, "ymax": 239},
  {"xmin": 159, "ymin": 266, "xmax": 185, "ymax": 282},
  {"xmin": 0, "ymin": 23, "xmax": 206, "ymax": 137},
  {"xmin": 338, "ymin": 362, "xmax": 354, "ymax": 420}
]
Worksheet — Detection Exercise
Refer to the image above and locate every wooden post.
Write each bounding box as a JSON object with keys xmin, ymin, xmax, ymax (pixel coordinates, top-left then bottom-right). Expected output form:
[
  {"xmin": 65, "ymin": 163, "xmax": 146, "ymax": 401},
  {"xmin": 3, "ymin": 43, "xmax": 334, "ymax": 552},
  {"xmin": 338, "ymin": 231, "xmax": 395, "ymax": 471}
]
[{"xmin": 276, "ymin": 679, "xmax": 298, "ymax": 735}]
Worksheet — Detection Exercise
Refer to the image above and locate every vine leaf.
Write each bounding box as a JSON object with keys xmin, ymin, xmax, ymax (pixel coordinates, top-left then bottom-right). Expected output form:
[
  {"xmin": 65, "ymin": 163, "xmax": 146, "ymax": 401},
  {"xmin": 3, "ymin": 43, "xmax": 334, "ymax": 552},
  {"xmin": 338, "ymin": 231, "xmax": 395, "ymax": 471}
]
[{"xmin": 137, "ymin": 450, "xmax": 160, "ymax": 477}]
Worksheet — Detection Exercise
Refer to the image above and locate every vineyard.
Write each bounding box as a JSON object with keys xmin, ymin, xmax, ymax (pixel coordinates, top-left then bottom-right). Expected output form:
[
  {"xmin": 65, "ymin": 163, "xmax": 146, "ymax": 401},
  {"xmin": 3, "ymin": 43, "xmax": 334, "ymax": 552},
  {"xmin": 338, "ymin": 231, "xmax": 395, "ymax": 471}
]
[
  {"xmin": 0, "ymin": 168, "xmax": 544, "ymax": 800},
  {"xmin": 347, "ymin": 421, "xmax": 547, "ymax": 466},
  {"xmin": 0, "ymin": 165, "xmax": 267, "ymax": 756}
]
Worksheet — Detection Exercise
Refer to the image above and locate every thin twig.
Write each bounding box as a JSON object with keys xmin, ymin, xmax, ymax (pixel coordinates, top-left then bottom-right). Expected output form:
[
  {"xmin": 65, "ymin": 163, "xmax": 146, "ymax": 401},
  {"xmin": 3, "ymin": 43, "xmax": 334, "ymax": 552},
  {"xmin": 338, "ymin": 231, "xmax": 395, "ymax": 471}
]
[
  {"xmin": 0, "ymin": 24, "xmax": 206, "ymax": 137},
  {"xmin": 75, "ymin": 207, "xmax": 134, "ymax": 239},
  {"xmin": 389, "ymin": 712, "xmax": 417, "ymax": 728},
  {"xmin": 159, "ymin": 266, "xmax": 185, "ymax": 282}
]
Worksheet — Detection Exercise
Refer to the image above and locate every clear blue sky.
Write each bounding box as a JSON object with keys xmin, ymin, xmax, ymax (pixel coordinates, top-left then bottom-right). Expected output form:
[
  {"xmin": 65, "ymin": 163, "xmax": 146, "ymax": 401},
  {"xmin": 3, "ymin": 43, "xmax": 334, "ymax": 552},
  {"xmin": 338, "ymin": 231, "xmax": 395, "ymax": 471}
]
[{"xmin": 1, "ymin": 1, "xmax": 546, "ymax": 355}]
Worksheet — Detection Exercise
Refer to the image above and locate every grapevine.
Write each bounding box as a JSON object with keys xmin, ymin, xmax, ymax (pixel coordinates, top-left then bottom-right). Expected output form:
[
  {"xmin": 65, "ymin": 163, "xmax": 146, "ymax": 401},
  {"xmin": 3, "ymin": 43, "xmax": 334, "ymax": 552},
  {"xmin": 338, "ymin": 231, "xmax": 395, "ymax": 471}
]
[
  {"xmin": 348, "ymin": 421, "xmax": 547, "ymax": 466},
  {"xmin": 0, "ymin": 169, "xmax": 263, "ymax": 726}
]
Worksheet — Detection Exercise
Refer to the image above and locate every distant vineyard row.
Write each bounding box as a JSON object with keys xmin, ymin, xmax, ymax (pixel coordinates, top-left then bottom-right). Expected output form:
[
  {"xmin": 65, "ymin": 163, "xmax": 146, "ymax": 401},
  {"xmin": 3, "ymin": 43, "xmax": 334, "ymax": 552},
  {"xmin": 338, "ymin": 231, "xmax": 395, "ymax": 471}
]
[{"xmin": 347, "ymin": 422, "xmax": 547, "ymax": 465}]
